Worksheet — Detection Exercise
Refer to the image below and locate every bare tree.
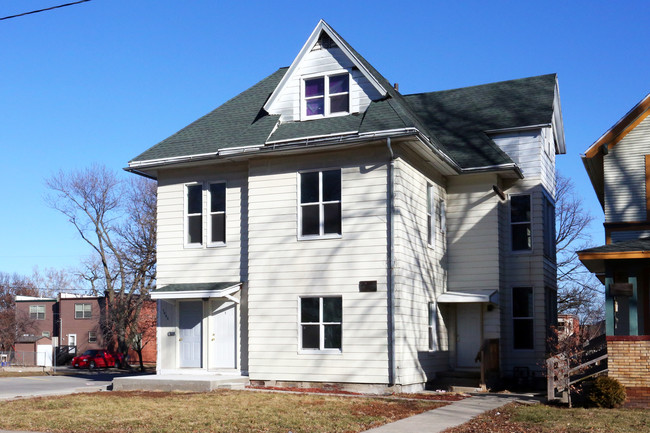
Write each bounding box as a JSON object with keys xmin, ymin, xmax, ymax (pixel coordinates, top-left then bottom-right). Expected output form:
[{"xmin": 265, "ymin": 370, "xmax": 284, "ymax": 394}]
[
  {"xmin": 555, "ymin": 171, "xmax": 603, "ymax": 323},
  {"xmin": 46, "ymin": 165, "xmax": 156, "ymax": 369},
  {"xmin": 0, "ymin": 273, "xmax": 39, "ymax": 350}
]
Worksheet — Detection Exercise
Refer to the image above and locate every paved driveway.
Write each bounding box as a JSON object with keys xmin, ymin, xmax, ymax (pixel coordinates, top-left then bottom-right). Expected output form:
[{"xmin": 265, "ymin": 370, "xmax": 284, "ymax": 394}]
[{"xmin": 0, "ymin": 370, "xmax": 148, "ymax": 400}]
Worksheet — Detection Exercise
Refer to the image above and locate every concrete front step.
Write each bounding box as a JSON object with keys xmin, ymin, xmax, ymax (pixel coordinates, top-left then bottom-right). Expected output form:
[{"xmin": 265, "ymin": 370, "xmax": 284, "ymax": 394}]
[{"xmin": 112, "ymin": 374, "xmax": 249, "ymax": 392}]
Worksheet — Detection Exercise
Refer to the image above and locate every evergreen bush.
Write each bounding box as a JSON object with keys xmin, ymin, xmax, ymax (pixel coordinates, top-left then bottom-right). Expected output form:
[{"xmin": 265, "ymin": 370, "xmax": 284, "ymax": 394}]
[{"xmin": 588, "ymin": 376, "xmax": 626, "ymax": 408}]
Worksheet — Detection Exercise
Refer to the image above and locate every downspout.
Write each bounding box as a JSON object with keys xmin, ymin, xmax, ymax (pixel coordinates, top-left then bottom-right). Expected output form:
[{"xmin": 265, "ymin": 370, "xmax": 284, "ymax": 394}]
[{"xmin": 386, "ymin": 137, "xmax": 397, "ymax": 387}]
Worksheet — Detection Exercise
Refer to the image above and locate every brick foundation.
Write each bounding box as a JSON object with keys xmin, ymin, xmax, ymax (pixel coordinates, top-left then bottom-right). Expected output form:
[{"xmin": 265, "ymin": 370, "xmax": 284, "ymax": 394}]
[{"xmin": 607, "ymin": 336, "xmax": 650, "ymax": 407}]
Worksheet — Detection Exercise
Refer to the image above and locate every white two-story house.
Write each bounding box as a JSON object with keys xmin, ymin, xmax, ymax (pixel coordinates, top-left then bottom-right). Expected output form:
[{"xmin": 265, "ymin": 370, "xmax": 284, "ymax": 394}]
[{"xmin": 127, "ymin": 21, "xmax": 565, "ymax": 392}]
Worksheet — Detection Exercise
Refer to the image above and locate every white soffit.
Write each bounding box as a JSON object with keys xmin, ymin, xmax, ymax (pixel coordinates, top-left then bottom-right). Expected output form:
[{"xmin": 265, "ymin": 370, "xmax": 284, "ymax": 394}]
[
  {"xmin": 437, "ymin": 289, "xmax": 499, "ymax": 305},
  {"xmin": 150, "ymin": 284, "xmax": 241, "ymax": 300}
]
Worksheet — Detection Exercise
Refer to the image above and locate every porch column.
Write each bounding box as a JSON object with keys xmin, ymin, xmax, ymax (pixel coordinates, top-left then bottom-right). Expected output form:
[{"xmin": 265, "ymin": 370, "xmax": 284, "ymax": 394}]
[
  {"xmin": 605, "ymin": 269, "xmax": 614, "ymax": 336},
  {"xmin": 629, "ymin": 273, "xmax": 639, "ymax": 336}
]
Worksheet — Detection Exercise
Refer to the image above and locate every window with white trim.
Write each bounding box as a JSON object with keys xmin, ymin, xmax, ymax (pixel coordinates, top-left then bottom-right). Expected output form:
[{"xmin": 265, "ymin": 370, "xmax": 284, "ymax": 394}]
[
  {"xmin": 513, "ymin": 287, "xmax": 534, "ymax": 350},
  {"xmin": 511, "ymin": 194, "xmax": 531, "ymax": 251},
  {"xmin": 299, "ymin": 169, "xmax": 341, "ymax": 238},
  {"xmin": 75, "ymin": 303, "xmax": 92, "ymax": 319},
  {"xmin": 303, "ymin": 73, "xmax": 349, "ymax": 118},
  {"xmin": 428, "ymin": 302, "xmax": 438, "ymax": 351},
  {"xmin": 438, "ymin": 198, "xmax": 446, "ymax": 247},
  {"xmin": 300, "ymin": 296, "xmax": 342, "ymax": 351},
  {"xmin": 543, "ymin": 195, "xmax": 555, "ymax": 260},
  {"xmin": 208, "ymin": 182, "xmax": 226, "ymax": 245},
  {"xmin": 29, "ymin": 305, "xmax": 45, "ymax": 320},
  {"xmin": 186, "ymin": 184, "xmax": 203, "ymax": 246},
  {"xmin": 427, "ymin": 184, "xmax": 435, "ymax": 246},
  {"xmin": 42, "ymin": 331, "xmax": 50, "ymax": 338},
  {"xmin": 88, "ymin": 331, "xmax": 97, "ymax": 343}
]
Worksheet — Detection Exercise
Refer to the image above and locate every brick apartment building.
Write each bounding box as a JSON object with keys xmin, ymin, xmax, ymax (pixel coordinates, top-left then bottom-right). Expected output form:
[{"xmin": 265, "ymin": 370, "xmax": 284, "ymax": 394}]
[{"xmin": 14, "ymin": 293, "xmax": 156, "ymax": 366}]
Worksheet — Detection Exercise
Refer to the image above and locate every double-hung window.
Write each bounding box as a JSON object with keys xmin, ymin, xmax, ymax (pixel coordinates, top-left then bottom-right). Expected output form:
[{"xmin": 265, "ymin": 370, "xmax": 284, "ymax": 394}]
[
  {"xmin": 185, "ymin": 182, "xmax": 227, "ymax": 247},
  {"xmin": 30, "ymin": 305, "xmax": 45, "ymax": 320},
  {"xmin": 512, "ymin": 287, "xmax": 534, "ymax": 349},
  {"xmin": 299, "ymin": 169, "xmax": 341, "ymax": 238},
  {"xmin": 208, "ymin": 182, "xmax": 226, "ymax": 245},
  {"xmin": 88, "ymin": 331, "xmax": 97, "ymax": 343},
  {"xmin": 511, "ymin": 194, "xmax": 532, "ymax": 251},
  {"xmin": 75, "ymin": 303, "xmax": 92, "ymax": 319},
  {"xmin": 303, "ymin": 73, "xmax": 349, "ymax": 118},
  {"xmin": 300, "ymin": 296, "xmax": 342, "ymax": 351},
  {"xmin": 542, "ymin": 195, "xmax": 555, "ymax": 259},
  {"xmin": 427, "ymin": 184, "xmax": 435, "ymax": 246},
  {"xmin": 186, "ymin": 184, "xmax": 203, "ymax": 246}
]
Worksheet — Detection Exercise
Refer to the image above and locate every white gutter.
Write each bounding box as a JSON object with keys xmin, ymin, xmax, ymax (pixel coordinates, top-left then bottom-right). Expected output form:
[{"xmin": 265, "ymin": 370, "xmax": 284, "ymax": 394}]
[{"xmin": 484, "ymin": 124, "xmax": 552, "ymax": 134}]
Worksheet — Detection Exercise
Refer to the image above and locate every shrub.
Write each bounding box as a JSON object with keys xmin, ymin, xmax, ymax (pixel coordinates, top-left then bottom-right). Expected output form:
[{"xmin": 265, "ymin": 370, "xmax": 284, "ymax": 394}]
[{"xmin": 588, "ymin": 376, "xmax": 626, "ymax": 408}]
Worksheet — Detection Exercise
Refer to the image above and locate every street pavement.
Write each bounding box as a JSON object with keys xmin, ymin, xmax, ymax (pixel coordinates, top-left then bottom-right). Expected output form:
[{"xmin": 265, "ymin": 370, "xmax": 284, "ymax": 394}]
[{"xmin": 0, "ymin": 369, "xmax": 146, "ymax": 400}]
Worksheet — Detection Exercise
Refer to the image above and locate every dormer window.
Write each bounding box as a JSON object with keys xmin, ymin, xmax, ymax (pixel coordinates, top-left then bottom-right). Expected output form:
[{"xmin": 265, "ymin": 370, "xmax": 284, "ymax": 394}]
[{"xmin": 303, "ymin": 73, "xmax": 349, "ymax": 118}]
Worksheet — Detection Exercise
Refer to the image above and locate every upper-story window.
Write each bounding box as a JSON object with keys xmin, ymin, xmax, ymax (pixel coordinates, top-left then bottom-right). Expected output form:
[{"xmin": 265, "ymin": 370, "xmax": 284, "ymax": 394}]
[
  {"xmin": 427, "ymin": 185, "xmax": 446, "ymax": 249},
  {"xmin": 299, "ymin": 169, "xmax": 341, "ymax": 238},
  {"xmin": 303, "ymin": 73, "xmax": 349, "ymax": 118},
  {"xmin": 185, "ymin": 182, "xmax": 227, "ymax": 247},
  {"xmin": 542, "ymin": 195, "xmax": 555, "ymax": 259},
  {"xmin": 75, "ymin": 303, "xmax": 92, "ymax": 319},
  {"xmin": 29, "ymin": 305, "xmax": 45, "ymax": 320},
  {"xmin": 186, "ymin": 184, "xmax": 203, "ymax": 246},
  {"xmin": 208, "ymin": 182, "xmax": 226, "ymax": 245},
  {"xmin": 511, "ymin": 194, "xmax": 532, "ymax": 251}
]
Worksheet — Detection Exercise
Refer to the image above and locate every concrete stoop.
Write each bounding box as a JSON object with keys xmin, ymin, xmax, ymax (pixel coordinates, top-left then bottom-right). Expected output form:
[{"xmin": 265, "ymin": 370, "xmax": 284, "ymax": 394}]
[{"xmin": 112, "ymin": 374, "xmax": 249, "ymax": 392}]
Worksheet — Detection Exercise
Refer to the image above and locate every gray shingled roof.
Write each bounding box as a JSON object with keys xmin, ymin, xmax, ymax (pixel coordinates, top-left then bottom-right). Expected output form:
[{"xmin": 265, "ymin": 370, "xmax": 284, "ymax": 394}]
[
  {"xmin": 405, "ymin": 74, "xmax": 557, "ymax": 168},
  {"xmin": 130, "ymin": 69, "xmax": 286, "ymax": 163},
  {"xmin": 579, "ymin": 238, "xmax": 650, "ymax": 254},
  {"xmin": 130, "ymin": 46, "xmax": 557, "ymax": 170}
]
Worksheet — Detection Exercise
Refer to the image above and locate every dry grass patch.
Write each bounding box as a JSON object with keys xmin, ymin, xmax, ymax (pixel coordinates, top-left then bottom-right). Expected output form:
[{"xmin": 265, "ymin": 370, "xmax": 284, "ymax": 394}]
[
  {"xmin": 0, "ymin": 371, "xmax": 49, "ymax": 378},
  {"xmin": 445, "ymin": 402, "xmax": 650, "ymax": 433},
  {"xmin": 0, "ymin": 390, "xmax": 446, "ymax": 433}
]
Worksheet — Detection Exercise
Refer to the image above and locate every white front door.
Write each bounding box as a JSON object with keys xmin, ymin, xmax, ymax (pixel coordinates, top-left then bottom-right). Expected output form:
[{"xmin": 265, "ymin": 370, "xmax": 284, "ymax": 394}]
[
  {"xmin": 210, "ymin": 300, "xmax": 236, "ymax": 369},
  {"xmin": 179, "ymin": 301, "xmax": 203, "ymax": 368},
  {"xmin": 456, "ymin": 304, "xmax": 482, "ymax": 369},
  {"xmin": 68, "ymin": 334, "xmax": 77, "ymax": 354}
]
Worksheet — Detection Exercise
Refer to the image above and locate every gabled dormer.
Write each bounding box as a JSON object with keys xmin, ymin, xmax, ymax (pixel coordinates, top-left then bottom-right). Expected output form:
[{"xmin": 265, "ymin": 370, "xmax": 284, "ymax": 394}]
[{"xmin": 264, "ymin": 20, "xmax": 388, "ymax": 122}]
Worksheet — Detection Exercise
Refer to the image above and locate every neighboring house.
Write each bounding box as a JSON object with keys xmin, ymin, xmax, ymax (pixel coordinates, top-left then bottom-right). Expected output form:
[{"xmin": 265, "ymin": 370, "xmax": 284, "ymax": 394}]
[
  {"xmin": 579, "ymin": 93, "xmax": 650, "ymax": 406},
  {"xmin": 14, "ymin": 293, "xmax": 156, "ymax": 365},
  {"xmin": 557, "ymin": 314, "xmax": 579, "ymax": 339},
  {"xmin": 127, "ymin": 20, "xmax": 565, "ymax": 391}
]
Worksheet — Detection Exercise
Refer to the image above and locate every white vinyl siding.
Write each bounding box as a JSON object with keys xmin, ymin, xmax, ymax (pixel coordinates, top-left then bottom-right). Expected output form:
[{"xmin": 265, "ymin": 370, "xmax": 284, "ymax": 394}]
[
  {"xmin": 603, "ymin": 114, "xmax": 650, "ymax": 223},
  {"xmin": 266, "ymin": 45, "xmax": 382, "ymax": 122},
  {"xmin": 156, "ymin": 163, "xmax": 247, "ymax": 285},
  {"xmin": 447, "ymin": 174, "xmax": 500, "ymax": 292},
  {"xmin": 247, "ymin": 146, "xmax": 389, "ymax": 384},
  {"xmin": 392, "ymin": 155, "xmax": 448, "ymax": 385},
  {"xmin": 491, "ymin": 127, "xmax": 556, "ymax": 197}
]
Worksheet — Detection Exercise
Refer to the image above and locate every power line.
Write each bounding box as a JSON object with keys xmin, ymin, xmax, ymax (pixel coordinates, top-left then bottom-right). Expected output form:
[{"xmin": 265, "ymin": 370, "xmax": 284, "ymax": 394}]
[{"xmin": 0, "ymin": 0, "xmax": 92, "ymax": 21}]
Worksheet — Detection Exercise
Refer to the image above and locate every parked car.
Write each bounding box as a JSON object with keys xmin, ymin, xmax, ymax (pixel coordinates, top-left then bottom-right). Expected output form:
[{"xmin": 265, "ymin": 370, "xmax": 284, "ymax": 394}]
[{"xmin": 71, "ymin": 350, "xmax": 124, "ymax": 369}]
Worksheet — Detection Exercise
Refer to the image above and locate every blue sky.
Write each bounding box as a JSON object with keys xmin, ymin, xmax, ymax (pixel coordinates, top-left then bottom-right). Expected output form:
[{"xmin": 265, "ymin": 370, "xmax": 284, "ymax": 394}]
[{"xmin": 1, "ymin": 0, "xmax": 649, "ymax": 276}]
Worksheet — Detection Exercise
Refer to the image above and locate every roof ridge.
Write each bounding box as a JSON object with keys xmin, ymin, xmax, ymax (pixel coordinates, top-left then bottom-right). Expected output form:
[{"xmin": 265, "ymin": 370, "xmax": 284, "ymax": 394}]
[{"xmin": 403, "ymin": 73, "xmax": 557, "ymax": 98}]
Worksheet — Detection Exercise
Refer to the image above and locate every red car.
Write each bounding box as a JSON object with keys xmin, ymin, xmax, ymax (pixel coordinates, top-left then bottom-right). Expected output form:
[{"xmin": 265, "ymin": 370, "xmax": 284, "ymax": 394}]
[{"xmin": 71, "ymin": 350, "xmax": 124, "ymax": 369}]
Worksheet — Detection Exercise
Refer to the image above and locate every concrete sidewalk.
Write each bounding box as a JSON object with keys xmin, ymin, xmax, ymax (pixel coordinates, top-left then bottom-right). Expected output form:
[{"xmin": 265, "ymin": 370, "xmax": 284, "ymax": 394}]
[{"xmin": 362, "ymin": 394, "xmax": 526, "ymax": 432}]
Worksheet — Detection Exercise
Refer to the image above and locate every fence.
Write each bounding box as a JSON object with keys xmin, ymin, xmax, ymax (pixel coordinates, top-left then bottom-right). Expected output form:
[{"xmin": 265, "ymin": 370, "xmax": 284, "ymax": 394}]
[{"xmin": 1, "ymin": 350, "xmax": 53, "ymax": 367}]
